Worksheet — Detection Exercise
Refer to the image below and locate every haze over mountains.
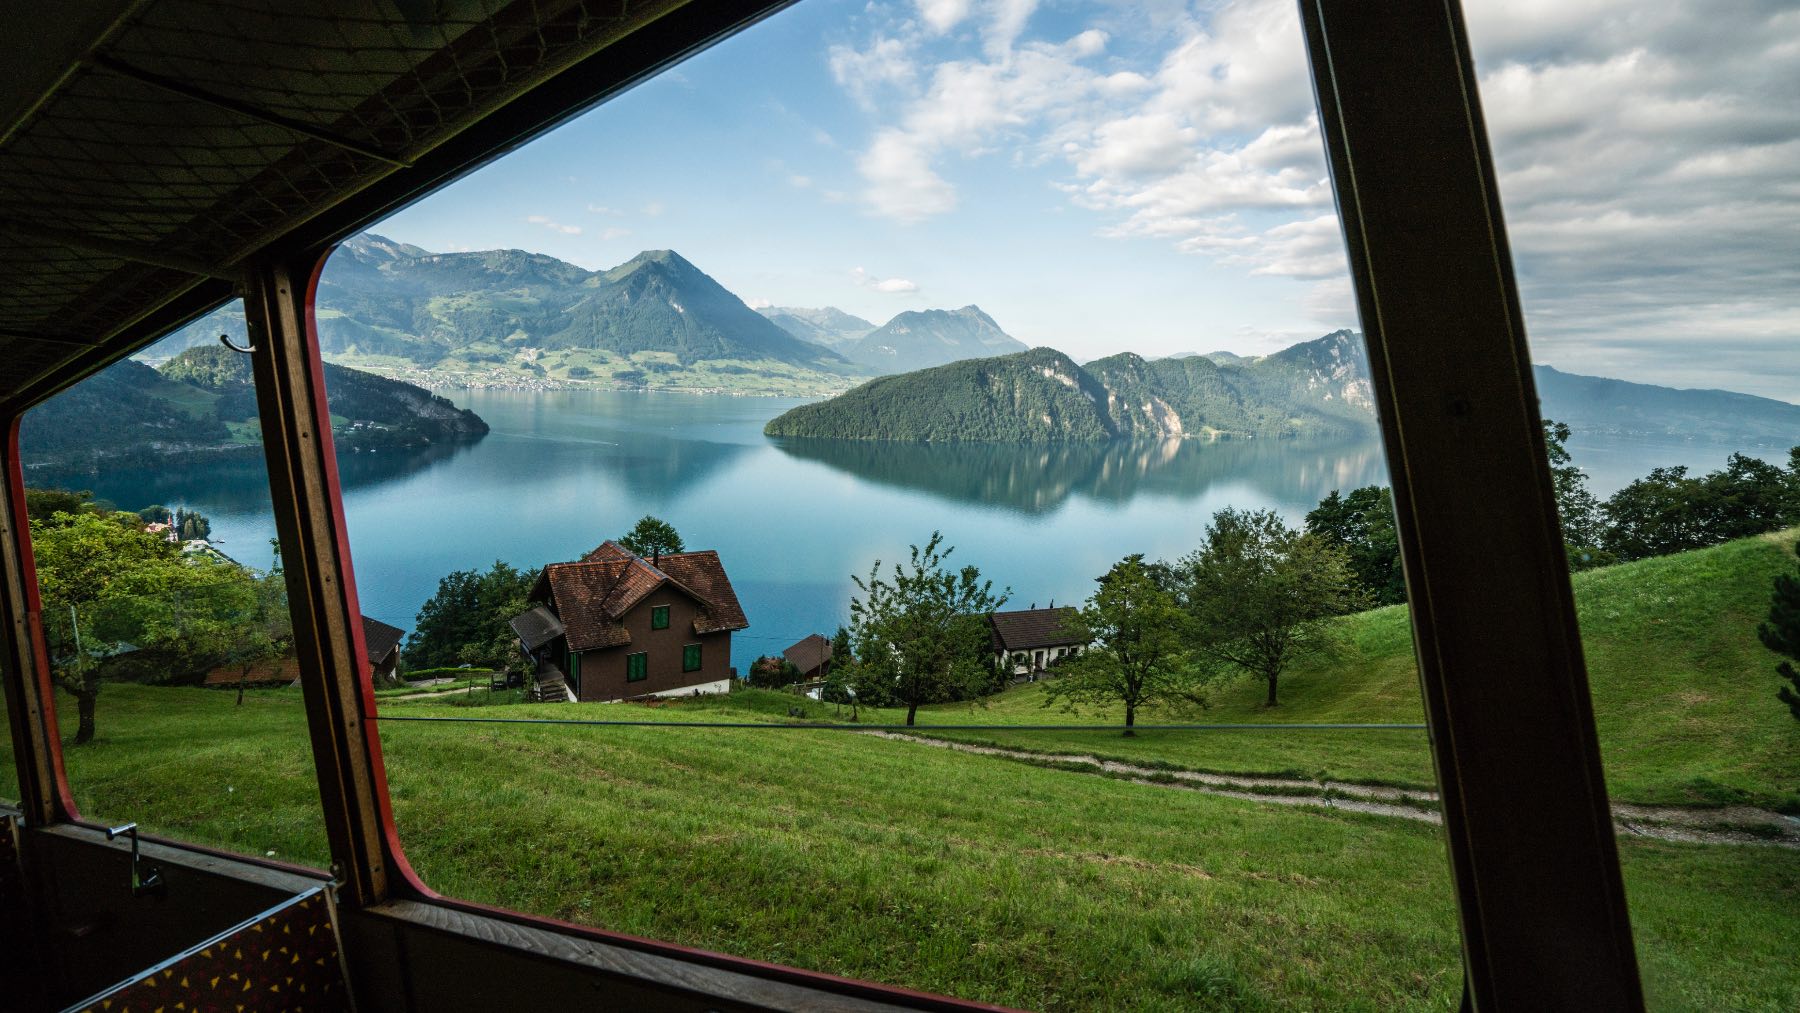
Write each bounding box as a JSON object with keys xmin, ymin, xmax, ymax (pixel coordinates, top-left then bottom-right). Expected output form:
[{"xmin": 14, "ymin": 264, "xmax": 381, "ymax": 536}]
[
  {"xmin": 768, "ymin": 304, "xmax": 1029, "ymax": 374},
  {"xmin": 140, "ymin": 234, "xmax": 1800, "ymax": 446}
]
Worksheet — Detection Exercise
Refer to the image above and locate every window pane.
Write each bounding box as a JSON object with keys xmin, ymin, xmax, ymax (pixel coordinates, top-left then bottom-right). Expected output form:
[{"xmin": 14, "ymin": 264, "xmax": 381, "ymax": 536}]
[
  {"xmin": 1464, "ymin": 2, "xmax": 1800, "ymax": 1007},
  {"xmin": 322, "ymin": 0, "xmax": 1474, "ymax": 1006},
  {"xmin": 16, "ymin": 329, "xmax": 328, "ymax": 866}
]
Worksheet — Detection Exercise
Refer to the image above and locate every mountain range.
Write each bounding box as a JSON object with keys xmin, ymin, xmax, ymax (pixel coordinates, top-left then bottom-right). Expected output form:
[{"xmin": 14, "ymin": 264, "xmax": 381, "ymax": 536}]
[
  {"xmin": 767, "ymin": 330, "xmax": 1800, "ymax": 446},
  {"xmin": 151, "ymin": 238, "xmax": 1034, "ymax": 392},
  {"xmin": 137, "ymin": 234, "xmax": 1800, "ymax": 446},
  {"xmin": 771, "ymin": 304, "xmax": 1028, "ymax": 374}
]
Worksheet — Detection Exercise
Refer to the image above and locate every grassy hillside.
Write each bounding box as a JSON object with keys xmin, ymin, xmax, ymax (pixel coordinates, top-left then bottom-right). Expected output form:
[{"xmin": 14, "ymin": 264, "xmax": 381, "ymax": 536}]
[
  {"xmin": 13, "ymin": 684, "xmax": 1794, "ymax": 1011},
  {"xmin": 3, "ymin": 531, "xmax": 1796, "ymax": 1009},
  {"xmin": 912, "ymin": 531, "xmax": 1800, "ymax": 811}
]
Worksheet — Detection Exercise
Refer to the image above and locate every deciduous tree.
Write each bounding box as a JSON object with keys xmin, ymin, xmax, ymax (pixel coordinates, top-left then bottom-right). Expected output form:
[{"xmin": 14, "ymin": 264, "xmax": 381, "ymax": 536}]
[
  {"xmin": 1305, "ymin": 486, "xmax": 1405, "ymax": 604},
  {"xmin": 619, "ymin": 515, "xmax": 684, "ymax": 562},
  {"xmin": 1181, "ymin": 508, "xmax": 1362, "ymax": 708},
  {"xmin": 1042, "ymin": 555, "xmax": 1194, "ymax": 734},
  {"xmin": 849, "ymin": 532, "xmax": 1007, "ymax": 726},
  {"xmin": 406, "ymin": 561, "xmax": 538, "ymax": 671}
]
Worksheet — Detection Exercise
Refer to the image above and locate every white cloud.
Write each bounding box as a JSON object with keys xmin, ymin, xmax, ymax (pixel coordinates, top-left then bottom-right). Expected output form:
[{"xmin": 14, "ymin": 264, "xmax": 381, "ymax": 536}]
[
  {"xmin": 746, "ymin": 297, "xmax": 774, "ymax": 309},
  {"xmin": 830, "ymin": 36, "xmax": 917, "ymax": 110},
  {"xmin": 525, "ymin": 214, "xmax": 582, "ymax": 236},
  {"xmin": 641, "ymin": 201, "xmax": 665, "ymax": 217},
  {"xmin": 853, "ymin": 267, "xmax": 921, "ymax": 294},
  {"xmin": 586, "ymin": 204, "xmax": 624, "ymax": 216},
  {"xmin": 596, "ymin": 226, "xmax": 631, "ymax": 241},
  {"xmin": 827, "ymin": 0, "xmax": 1800, "ymax": 396},
  {"xmin": 859, "ymin": 129, "xmax": 957, "ymax": 220},
  {"xmin": 916, "ymin": 0, "xmax": 972, "ymax": 34}
]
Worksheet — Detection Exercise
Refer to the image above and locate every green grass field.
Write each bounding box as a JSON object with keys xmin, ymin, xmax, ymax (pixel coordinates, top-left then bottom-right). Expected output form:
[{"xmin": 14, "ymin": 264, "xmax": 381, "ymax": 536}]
[
  {"xmin": 3, "ymin": 532, "xmax": 1797, "ymax": 1009},
  {"xmin": 884, "ymin": 531, "xmax": 1800, "ymax": 812}
]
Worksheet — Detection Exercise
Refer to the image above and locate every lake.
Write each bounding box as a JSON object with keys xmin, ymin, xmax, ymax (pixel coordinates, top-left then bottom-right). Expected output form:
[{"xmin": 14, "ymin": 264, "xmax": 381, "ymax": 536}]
[{"xmin": 37, "ymin": 389, "xmax": 1785, "ymax": 671}]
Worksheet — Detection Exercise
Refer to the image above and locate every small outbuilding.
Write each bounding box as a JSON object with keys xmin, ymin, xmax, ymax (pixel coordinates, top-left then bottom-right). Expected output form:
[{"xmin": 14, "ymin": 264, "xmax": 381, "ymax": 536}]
[{"xmin": 782, "ymin": 633, "xmax": 833, "ymax": 681}]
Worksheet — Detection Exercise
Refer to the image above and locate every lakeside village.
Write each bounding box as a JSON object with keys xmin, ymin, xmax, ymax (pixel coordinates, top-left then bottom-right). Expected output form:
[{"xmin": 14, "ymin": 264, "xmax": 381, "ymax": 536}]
[{"xmin": 27, "ymin": 422, "xmax": 1800, "ymax": 739}]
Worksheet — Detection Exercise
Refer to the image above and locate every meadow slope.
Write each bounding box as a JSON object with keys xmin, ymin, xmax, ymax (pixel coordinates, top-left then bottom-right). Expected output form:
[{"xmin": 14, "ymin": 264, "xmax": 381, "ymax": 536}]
[{"xmin": 2, "ymin": 531, "xmax": 1796, "ymax": 1009}]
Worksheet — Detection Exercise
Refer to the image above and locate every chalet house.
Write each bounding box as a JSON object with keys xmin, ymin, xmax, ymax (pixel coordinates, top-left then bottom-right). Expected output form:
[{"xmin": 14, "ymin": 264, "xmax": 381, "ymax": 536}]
[
  {"xmin": 782, "ymin": 634, "xmax": 832, "ymax": 680},
  {"xmin": 781, "ymin": 633, "xmax": 833, "ymax": 699},
  {"xmin": 989, "ymin": 606, "xmax": 1086, "ymax": 681},
  {"xmin": 511, "ymin": 540, "xmax": 748, "ymax": 703}
]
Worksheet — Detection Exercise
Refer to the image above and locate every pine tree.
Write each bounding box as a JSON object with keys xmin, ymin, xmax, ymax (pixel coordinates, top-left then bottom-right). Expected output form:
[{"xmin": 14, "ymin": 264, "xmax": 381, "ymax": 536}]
[{"xmin": 1756, "ymin": 542, "xmax": 1800, "ymax": 720}]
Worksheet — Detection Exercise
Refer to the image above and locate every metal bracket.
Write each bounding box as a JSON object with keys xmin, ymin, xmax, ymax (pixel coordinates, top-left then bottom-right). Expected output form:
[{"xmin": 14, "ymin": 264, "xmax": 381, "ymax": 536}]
[
  {"xmin": 104, "ymin": 823, "xmax": 165, "ymax": 897},
  {"xmin": 219, "ymin": 333, "xmax": 255, "ymax": 354}
]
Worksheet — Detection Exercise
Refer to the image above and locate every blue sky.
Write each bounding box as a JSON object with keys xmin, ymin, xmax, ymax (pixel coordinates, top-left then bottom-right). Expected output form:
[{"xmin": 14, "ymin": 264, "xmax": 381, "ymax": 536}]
[{"xmin": 375, "ymin": 0, "xmax": 1800, "ymax": 399}]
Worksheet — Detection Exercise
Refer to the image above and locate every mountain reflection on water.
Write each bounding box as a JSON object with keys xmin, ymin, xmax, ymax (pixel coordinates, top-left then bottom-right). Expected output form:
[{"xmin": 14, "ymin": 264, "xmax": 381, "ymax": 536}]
[
  {"xmin": 43, "ymin": 388, "xmax": 1778, "ymax": 670},
  {"xmin": 769, "ymin": 435, "xmax": 1389, "ymax": 516}
]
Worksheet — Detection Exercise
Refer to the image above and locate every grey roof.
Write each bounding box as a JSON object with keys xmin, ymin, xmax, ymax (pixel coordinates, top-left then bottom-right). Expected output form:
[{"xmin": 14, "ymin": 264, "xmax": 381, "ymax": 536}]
[
  {"xmin": 361, "ymin": 615, "xmax": 405, "ymax": 665},
  {"xmin": 989, "ymin": 607, "xmax": 1084, "ymax": 652},
  {"xmin": 509, "ymin": 605, "xmax": 565, "ymax": 652},
  {"xmin": 783, "ymin": 633, "xmax": 832, "ymax": 674}
]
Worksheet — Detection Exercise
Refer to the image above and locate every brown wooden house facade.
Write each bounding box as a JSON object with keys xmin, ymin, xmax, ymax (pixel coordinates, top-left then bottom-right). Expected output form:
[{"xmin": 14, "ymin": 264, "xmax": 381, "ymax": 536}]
[{"xmin": 512, "ymin": 540, "xmax": 747, "ymax": 703}]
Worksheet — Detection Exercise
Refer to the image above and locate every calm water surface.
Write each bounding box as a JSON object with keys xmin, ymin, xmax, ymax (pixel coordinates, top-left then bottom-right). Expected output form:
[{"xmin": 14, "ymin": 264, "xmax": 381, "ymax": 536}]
[{"xmin": 40, "ymin": 390, "xmax": 1783, "ymax": 670}]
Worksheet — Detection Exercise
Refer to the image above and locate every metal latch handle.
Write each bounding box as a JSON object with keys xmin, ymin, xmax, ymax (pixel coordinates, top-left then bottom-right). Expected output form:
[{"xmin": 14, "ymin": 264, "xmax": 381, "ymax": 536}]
[{"xmin": 105, "ymin": 823, "xmax": 165, "ymax": 897}]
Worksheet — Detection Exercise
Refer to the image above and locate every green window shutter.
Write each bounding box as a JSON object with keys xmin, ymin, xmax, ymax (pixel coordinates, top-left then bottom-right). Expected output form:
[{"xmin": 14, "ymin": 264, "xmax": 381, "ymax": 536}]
[
  {"xmin": 626, "ymin": 652, "xmax": 647, "ymax": 682},
  {"xmin": 682, "ymin": 644, "xmax": 701, "ymax": 673},
  {"xmin": 651, "ymin": 605, "xmax": 670, "ymax": 630}
]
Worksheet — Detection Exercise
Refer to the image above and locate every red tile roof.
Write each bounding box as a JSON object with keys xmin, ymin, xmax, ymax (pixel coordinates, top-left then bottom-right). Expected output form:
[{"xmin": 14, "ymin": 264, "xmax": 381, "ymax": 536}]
[
  {"xmin": 542, "ymin": 542, "xmax": 748, "ymax": 651},
  {"xmin": 657, "ymin": 550, "xmax": 748, "ymax": 635}
]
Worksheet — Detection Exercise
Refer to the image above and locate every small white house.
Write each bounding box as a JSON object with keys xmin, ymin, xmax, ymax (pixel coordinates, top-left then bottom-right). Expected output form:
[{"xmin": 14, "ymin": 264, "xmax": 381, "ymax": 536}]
[{"xmin": 989, "ymin": 607, "xmax": 1087, "ymax": 681}]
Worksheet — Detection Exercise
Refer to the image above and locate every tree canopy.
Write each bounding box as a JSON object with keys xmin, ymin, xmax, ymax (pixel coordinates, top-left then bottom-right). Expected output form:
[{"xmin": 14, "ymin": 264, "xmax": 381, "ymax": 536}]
[
  {"xmin": 1601, "ymin": 453, "xmax": 1799, "ymax": 562},
  {"xmin": 849, "ymin": 532, "xmax": 1007, "ymax": 725},
  {"xmin": 1181, "ymin": 508, "xmax": 1362, "ymax": 707},
  {"xmin": 406, "ymin": 561, "xmax": 539, "ymax": 672},
  {"xmin": 619, "ymin": 515, "xmax": 684, "ymax": 560},
  {"xmin": 1304, "ymin": 485, "xmax": 1405, "ymax": 605},
  {"xmin": 30, "ymin": 508, "xmax": 280, "ymax": 742},
  {"xmin": 1042, "ymin": 554, "xmax": 1194, "ymax": 733}
]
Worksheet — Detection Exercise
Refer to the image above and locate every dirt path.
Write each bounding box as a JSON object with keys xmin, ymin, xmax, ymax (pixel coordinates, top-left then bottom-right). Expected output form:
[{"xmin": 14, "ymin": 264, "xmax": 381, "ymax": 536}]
[{"xmin": 865, "ymin": 731, "xmax": 1800, "ymax": 849}]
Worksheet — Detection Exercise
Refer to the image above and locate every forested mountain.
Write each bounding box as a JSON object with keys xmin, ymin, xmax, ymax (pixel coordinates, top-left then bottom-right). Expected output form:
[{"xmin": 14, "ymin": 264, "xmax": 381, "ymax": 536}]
[
  {"xmin": 21, "ymin": 347, "xmax": 487, "ymax": 468},
  {"xmin": 844, "ymin": 305, "xmax": 1029, "ymax": 373},
  {"xmin": 764, "ymin": 337, "xmax": 1375, "ymax": 442},
  {"xmin": 766, "ymin": 329, "xmax": 1800, "ymax": 445},
  {"xmin": 757, "ymin": 306, "xmax": 875, "ymax": 351},
  {"xmin": 148, "ymin": 237, "xmax": 855, "ymax": 392}
]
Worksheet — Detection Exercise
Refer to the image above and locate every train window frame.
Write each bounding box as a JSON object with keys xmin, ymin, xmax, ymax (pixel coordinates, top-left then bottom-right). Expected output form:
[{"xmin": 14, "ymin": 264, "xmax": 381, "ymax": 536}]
[{"xmin": 0, "ymin": 1, "xmax": 1655, "ymax": 1008}]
